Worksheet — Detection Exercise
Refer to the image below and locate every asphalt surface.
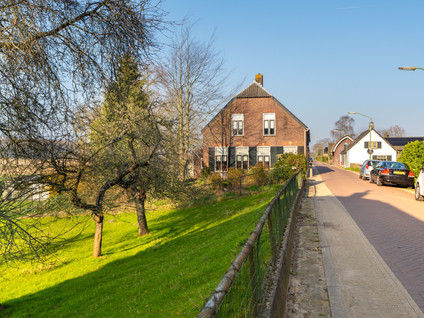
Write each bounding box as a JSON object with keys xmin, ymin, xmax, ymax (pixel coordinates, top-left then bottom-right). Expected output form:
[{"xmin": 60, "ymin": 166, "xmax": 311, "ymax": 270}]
[{"xmin": 314, "ymin": 162, "xmax": 424, "ymax": 311}]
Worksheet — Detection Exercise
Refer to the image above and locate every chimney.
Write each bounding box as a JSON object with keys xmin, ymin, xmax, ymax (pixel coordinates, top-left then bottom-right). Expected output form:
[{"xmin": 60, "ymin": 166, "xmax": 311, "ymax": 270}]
[{"xmin": 255, "ymin": 73, "xmax": 263, "ymax": 86}]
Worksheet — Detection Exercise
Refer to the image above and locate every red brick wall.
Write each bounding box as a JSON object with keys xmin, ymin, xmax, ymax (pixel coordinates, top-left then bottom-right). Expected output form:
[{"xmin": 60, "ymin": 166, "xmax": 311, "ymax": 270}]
[
  {"xmin": 332, "ymin": 138, "xmax": 353, "ymax": 166},
  {"xmin": 202, "ymin": 96, "xmax": 308, "ymax": 167}
]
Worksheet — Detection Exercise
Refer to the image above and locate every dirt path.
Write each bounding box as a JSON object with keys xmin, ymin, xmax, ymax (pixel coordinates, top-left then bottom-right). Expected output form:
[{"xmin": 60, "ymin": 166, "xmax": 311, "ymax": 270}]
[{"xmin": 285, "ymin": 183, "xmax": 331, "ymax": 317}]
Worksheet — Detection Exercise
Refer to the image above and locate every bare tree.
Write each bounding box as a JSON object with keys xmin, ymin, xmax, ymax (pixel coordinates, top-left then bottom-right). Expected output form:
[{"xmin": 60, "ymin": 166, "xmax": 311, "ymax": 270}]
[
  {"xmin": 330, "ymin": 115, "xmax": 356, "ymax": 141},
  {"xmin": 312, "ymin": 138, "xmax": 331, "ymax": 156},
  {"xmin": 156, "ymin": 24, "xmax": 230, "ymax": 179},
  {"xmin": 0, "ymin": 1, "xmax": 165, "ymax": 260},
  {"xmin": 380, "ymin": 125, "xmax": 406, "ymax": 138},
  {"xmin": 89, "ymin": 54, "xmax": 170, "ymax": 239}
]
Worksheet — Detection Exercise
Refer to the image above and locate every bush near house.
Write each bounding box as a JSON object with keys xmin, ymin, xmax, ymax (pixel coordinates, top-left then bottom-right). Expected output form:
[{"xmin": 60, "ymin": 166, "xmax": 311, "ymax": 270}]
[
  {"xmin": 398, "ymin": 140, "xmax": 424, "ymax": 181},
  {"xmin": 226, "ymin": 168, "xmax": 245, "ymax": 190},
  {"xmin": 272, "ymin": 153, "xmax": 307, "ymax": 182},
  {"xmin": 248, "ymin": 164, "xmax": 269, "ymax": 186}
]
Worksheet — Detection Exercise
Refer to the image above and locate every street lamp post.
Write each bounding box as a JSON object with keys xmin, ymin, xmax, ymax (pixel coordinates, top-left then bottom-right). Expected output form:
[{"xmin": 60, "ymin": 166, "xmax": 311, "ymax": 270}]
[
  {"xmin": 348, "ymin": 111, "xmax": 374, "ymax": 160},
  {"xmin": 398, "ymin": 66, "xmax": 424, "ymax": 71}
]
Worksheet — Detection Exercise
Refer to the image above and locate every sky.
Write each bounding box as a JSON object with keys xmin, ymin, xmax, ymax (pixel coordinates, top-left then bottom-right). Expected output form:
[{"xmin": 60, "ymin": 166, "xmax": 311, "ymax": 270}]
[{"xmin": 160, "ymin": 0, "xmax": 424, "ymax": 145}]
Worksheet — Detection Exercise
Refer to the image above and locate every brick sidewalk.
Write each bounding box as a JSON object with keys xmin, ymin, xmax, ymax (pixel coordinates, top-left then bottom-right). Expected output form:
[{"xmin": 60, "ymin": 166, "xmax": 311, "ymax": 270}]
[{"xmin": 312, "ymin": 169, "xmax": 424, "ymax": 317}]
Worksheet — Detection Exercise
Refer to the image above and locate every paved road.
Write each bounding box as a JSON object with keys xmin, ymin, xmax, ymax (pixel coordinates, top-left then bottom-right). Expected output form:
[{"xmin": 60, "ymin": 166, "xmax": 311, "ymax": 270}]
[{"xmin": 314, "ymin": 162, "xmax": 424, "ymax": 310}]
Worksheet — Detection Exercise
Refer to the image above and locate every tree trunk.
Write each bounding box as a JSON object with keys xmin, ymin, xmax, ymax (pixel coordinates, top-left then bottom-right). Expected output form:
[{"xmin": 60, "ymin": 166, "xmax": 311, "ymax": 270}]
[
  {"xmin": 134, "ymin": 189, "xmax": 150, "ymax": 236},
  {"xmin": 126, "ymin": 186, "xmax": 150, "ymax": 236},
  {"xmin": 92, "ymin": 214, "xmax": 104, "ymax": 257}
]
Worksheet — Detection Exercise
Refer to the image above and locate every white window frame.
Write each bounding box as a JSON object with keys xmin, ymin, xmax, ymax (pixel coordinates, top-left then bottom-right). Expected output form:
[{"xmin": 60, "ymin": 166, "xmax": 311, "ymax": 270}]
[
  {"xmin": 263, "ymin": 113, "xmax": 275, "ymax": 136},
  {"xmin": 215, "ymin": 147, "xmax": 228, "ymax": 172},
  {"xmin": 236, "ymin": 146, "xmax": 249, "ymax": 170},
  {"xmin": 257, "ymin": 146, "xmax": 271, "ymax": 169},
  {"xmin": 231, "ymin": 114, "xmax": 244, "ymax": 136},
  {"xmin": 364, "ymin": 141, "xmax": 382, "ymax": 149}
]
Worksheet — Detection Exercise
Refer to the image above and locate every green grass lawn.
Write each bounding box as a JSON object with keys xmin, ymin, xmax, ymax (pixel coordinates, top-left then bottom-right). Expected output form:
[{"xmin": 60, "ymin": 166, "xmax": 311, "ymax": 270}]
[{"xmin": 1, "ymin": 186, "xmax": 280, "ymax": 317}]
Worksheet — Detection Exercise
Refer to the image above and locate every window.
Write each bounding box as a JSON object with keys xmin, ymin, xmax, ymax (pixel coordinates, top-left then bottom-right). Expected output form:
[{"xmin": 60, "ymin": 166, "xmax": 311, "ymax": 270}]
[
  {"xmin": 263, "ymin": 113, "xmax": 275, "ymax": 136},
  {"xmin": 236, "ymin": 147, "xmax": 249, "ymax": 169},
  {"xmin": 372, "ymin": 155, "xmax": 392, "ymax": 161},
  {"xmin": 257, "ymin": 146, "xmax": 271, "ymax": 169},
  {"xmin": 258, "ymin": 155, "xmax": 270, "ymax": 169},
  {"xmin": 364, "ymin": 141, "xmax": 382, "ymax": 149},
  {"xmin": 232, "ymin": 114, "xmax": 244, "ymax": 136},
  {"xmin": 215, "ymin": 147, "xmax": 228, "ymax": 172}
]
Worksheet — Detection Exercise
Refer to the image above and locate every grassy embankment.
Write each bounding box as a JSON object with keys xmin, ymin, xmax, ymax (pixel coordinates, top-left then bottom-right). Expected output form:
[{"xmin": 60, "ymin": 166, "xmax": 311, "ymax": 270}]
[{"xmin": 1, "ymin": 185, "xmax": 280, "ymax": 317}]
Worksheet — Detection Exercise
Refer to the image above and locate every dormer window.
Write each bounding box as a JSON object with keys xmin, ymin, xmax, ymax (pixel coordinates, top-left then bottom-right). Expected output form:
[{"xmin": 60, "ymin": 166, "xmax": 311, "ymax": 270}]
[
  {"xmin": 263, "ymin": 113, "xmax": 275, "ymax": 136},
  {"xmin": 232, "ymin": 114, "xmax": 244, "ymax": 136}
]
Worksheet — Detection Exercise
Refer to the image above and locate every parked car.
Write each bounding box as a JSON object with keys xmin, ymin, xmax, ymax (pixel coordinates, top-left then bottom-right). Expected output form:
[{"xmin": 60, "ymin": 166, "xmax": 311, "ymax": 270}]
[
  {"xmin": 415, "ymin": 164, "xmax": 424, "ymax": 201},
  {"xmin": 359, "ymin": 159, "xmax": 380, "ymax": 180},
  {"xmin": 369, "ymin": 161, "xmax": 415, "ymax": 188}
]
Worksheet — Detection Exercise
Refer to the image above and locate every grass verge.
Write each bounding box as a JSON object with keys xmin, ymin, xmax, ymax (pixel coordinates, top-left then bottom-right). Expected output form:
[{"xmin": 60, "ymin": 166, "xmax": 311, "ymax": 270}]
[{"xmin": 1, "ymin": 185, "xmax": 281, "ymax": 317}]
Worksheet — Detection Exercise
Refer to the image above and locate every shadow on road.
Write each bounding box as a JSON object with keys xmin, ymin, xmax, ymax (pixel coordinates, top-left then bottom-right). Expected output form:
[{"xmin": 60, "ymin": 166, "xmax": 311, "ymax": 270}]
[{"xmin": 311, "ymin": 164, "xmax": 334, "ymax": 175}]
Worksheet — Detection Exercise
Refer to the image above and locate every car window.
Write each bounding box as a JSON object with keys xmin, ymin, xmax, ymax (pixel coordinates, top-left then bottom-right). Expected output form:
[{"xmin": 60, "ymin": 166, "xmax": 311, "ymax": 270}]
[
  {"xmin": 370, "ymin": 161, "xmax": 379, "ymax": 167},
  {"xmin": 392, "ymin": 162, "xmax": 406, "ymax": 169}
]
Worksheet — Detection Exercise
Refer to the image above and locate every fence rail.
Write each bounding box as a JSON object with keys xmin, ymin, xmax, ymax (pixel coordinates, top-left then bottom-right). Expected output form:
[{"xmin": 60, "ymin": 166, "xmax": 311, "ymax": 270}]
[{"xmin": 198, "ymin": 170, "xmax": 304, "ymax": 318}]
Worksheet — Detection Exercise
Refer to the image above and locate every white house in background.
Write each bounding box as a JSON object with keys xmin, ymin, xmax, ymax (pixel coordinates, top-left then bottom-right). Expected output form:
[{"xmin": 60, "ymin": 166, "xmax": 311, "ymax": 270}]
[{"xmin": 347, "ymin": 128, "xmax": 397, "ymax": 167}]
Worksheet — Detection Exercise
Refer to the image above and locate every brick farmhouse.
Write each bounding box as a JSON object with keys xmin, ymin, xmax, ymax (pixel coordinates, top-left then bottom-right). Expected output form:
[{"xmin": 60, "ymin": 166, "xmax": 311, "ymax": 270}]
[{"xmin": 201, "ymin": 75, "xmax": 310, "ymax": 174}]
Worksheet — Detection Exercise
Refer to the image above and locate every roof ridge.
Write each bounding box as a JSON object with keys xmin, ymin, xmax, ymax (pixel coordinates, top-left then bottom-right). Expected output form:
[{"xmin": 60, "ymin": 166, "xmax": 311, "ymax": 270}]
[{"xmin": 235, "ymin": 81, "xmax": 272, "ymax": 98}]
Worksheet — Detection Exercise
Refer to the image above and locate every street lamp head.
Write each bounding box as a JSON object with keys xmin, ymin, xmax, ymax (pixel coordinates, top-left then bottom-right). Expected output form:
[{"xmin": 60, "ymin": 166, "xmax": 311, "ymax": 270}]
[
  {"xmin": 398, "ymin": 66, "xmax": 417, "ymax": 71},
  {"xmin": 348, "ymin": 112, "xmax": 356, "ymax": 114}
]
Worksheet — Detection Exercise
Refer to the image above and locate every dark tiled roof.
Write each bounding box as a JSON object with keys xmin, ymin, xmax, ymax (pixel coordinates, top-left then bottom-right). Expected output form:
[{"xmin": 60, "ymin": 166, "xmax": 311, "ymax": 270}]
[
  {"xmin": 235, "ymin": 82, "xmax": 272, "ymax": 98},
  {"xmin": 347, "ymin": 130, "xmax": 370, "ymax": 149},
  {"xmin": 385, "ymin": 137, "xmax": 424, "ymax": 147},
  {"xmin": 349, "ymin": 129, "xmax": 397, "ymax": 152}
]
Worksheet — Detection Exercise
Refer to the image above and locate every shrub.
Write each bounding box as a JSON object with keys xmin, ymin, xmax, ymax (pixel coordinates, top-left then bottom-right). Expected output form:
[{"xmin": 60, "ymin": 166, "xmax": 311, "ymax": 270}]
[
  {"xmin": 227, "ymin": 168, "xmax": 245, "ymax": 190},
  {"xmin": 249, "ymin": 164, "xmax": 269, "ymax": 186},
  {"xmin": 207, "ymin": 173, "xmax": 223, "ymax": 191},
  {"xmin": 201, "ymin": 166, "xmax": 211, "ymax": 179},
  {"xmin": 398, "ymin": 140, "xmax": 424, "ymax": 181},
  {"xmin": 272, "ymin": 153, "xmax": 307, "ymax": 182}
]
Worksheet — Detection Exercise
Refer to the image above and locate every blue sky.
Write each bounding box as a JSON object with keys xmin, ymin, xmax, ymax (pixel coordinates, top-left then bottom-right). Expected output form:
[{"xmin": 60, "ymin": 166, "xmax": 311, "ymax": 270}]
[{"xmin": 160, "ymin": 1, "xmax": 424, "ymax": 144}]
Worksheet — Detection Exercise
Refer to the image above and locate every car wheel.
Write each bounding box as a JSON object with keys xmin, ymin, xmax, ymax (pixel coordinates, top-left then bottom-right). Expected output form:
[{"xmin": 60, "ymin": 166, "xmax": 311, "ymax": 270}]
[
  {"xmin": 377, "ymin": 176, "xmax": 383, "ymax": 186},
  {"xmin": 359, "ymin": 173, "xmax": 362, "ymax": 179},
  {"xmin": 415, "ymin": 184, "xmax": 424, "ymax": 201},
  {"xmin": 369, "ymin": 175, "xmax": 374, "ymax": 183}
]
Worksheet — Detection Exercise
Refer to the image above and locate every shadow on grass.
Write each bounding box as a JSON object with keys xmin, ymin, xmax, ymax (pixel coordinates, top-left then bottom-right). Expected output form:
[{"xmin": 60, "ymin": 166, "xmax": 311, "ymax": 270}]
[{"xmin": 2, "ymin": 190, "xmax": 275, "ymax": 318}]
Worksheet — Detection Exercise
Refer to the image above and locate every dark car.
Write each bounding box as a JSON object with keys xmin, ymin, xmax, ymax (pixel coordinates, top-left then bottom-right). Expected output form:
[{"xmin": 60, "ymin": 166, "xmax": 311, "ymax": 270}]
[
  {"xmin": 369, "ymin": 161, "xmax": 415, "ymax": 188},
  {"xmin": 359, "ymin": 159, "xmax": 380, "ymax": 180}
]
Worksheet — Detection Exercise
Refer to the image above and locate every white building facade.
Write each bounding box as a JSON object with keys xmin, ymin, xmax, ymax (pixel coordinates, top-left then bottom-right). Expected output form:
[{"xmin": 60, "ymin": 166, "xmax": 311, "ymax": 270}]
[{"xmin": 347, "ymin": 129, "xmax": 397, "ymax": 167}]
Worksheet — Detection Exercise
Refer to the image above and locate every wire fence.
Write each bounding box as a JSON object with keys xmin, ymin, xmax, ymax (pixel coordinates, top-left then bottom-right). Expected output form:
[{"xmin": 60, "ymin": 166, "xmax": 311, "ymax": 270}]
[{"xmin": 198, "ymin": 170, "xmax": 304, "ymax": 318}]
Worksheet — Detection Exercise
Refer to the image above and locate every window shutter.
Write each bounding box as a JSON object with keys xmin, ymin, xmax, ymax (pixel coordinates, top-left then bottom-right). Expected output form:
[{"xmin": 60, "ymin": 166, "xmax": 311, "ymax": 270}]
[
  {"xmin": 271, "ymin": 147, "xmax": 278, "ymax": 167},
  {"xmin": 228, "ymin": 147, "xmax": 236, "ymax": 168},
  {"xmin": 377, "ymin": 142, "xmax": 382, "ymax": 149},
  {"xmin": 208, "ymin": 148, "xmax": 215, "ymax": 171},
  {"xmin": 387, "ymin": 155, "xmax": 392, "ymax": 161},
  {"xmin": 298, "ymin": 146, "xmax": 304, "ymax": 155},
  {"xmin": 364, "ymin": 142, "xmax": 369, "ymax": 148},
  {"xmin": 249, "ymin": 147, "xmax": 257, "ymax": 167}
]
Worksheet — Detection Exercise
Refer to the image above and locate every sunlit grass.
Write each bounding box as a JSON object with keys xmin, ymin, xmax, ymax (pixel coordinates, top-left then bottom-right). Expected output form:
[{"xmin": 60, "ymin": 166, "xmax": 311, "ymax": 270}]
[{"xmin": 0, "ymin": 185, "xmax": 280, "ymax": 317}]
